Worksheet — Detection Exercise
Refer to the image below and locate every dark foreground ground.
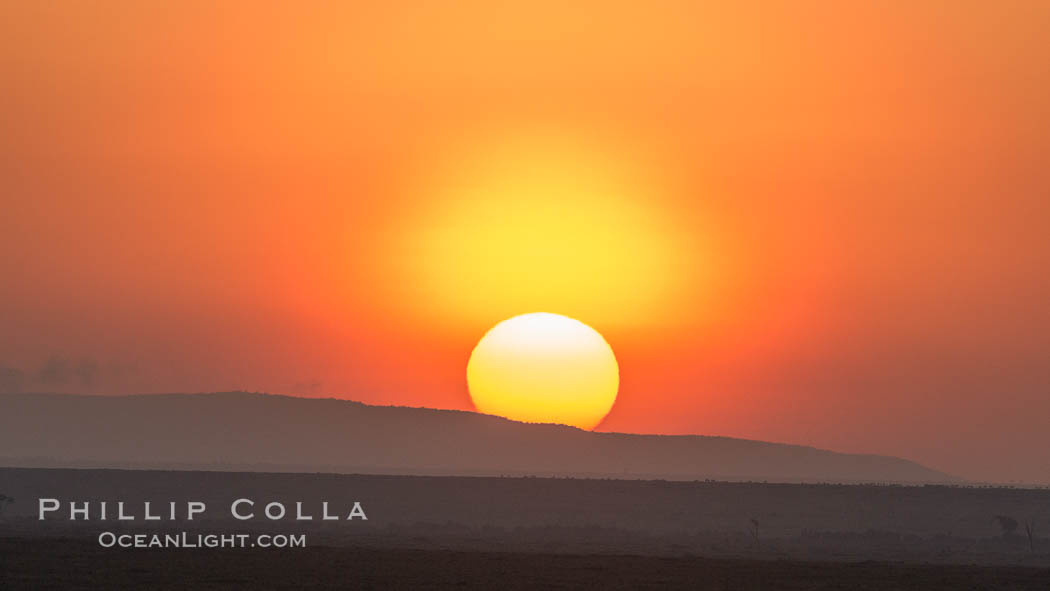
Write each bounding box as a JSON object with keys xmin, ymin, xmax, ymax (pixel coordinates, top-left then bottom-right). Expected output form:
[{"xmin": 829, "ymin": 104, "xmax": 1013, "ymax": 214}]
[
  {"xmin": 4, "ymin": 467, "xmax": 1050, "ymax": 566},
  {"xmin": 3, "ymin": 467, "xmax": 1050, "ymax": 588},
  {"xmin": 2, "ymin": 537, "xmax": 1049, "ymax": 591}
]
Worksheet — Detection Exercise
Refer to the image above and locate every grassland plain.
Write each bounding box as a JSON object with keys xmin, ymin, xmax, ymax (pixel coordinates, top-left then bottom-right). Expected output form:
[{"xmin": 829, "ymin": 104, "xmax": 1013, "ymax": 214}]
[{"xmin": 3, "ymin": 537, "xmax": 1050, "ymax": 590}]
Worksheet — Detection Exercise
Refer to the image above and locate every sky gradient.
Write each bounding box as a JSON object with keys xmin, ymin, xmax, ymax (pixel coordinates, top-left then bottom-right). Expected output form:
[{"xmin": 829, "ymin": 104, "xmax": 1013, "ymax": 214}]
[{"xmin": 2, "ymin": 2, "xmax": 1049, "ymax": 483}]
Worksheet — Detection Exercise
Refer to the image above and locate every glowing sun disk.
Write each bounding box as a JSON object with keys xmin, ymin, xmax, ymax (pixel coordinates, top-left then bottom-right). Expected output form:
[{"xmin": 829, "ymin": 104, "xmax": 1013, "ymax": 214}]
[{"xmin": 466, "ymin": 313, "xmax": 619, "ymax": 430}]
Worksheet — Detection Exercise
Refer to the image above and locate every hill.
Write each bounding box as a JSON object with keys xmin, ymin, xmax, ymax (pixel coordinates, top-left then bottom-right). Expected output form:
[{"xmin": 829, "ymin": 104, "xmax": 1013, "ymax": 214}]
[{"xmin": 0, "ymin": 392, "xmax": 950, "ymax": 482}]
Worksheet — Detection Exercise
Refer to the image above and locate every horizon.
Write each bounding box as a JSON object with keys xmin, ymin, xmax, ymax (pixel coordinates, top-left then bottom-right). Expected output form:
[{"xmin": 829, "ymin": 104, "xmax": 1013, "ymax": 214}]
[
  {"xmin": 0, "ymin": 343, "xmax": 1042, "ymax": 486},
  {"xmin": 3, "ymin": 389, "xmax": 954, "ymax": 486}
]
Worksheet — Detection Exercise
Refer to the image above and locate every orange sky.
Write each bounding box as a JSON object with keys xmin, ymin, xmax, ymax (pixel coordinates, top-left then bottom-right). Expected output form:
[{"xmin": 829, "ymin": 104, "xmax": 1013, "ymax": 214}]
[{"xmin": 2, "ymin": 2, "xmax": 1049, "ymax": 483}]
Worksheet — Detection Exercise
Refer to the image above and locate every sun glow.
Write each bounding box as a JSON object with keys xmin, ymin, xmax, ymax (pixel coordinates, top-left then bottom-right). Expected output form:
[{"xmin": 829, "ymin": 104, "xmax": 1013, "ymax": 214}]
[
  {"xmin": 396, "ymin": 130, "xmax": 703, "ymax": 330},
  {"xmin": 466, "ymin": 312, "xmax": 619, "ymax": 430}
]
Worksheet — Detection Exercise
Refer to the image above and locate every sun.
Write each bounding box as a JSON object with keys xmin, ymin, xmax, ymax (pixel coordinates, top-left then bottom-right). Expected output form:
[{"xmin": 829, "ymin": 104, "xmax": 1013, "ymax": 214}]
[{"xmin": 466, "ymin": 313, "xmax": 619, "ymax": 430}]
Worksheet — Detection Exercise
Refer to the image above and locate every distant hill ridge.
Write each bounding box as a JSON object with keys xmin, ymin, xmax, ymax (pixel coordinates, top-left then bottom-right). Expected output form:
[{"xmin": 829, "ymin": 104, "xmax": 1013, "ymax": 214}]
[{"xmin": 0, "ymin": 392, "xmax": 952, "ymax": 483}]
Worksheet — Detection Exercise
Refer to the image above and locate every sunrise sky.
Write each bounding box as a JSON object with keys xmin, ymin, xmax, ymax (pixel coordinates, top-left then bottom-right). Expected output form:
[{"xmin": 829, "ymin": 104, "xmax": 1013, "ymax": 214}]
[{"xmin": 2, "ymin": 2, "xmax": 1048, "ymax": 483}]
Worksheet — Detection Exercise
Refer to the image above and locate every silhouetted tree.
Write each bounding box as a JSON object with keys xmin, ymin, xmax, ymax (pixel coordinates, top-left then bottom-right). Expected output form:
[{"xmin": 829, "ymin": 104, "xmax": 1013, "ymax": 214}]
[
  {"xmin": 749, "ymin": 518, "xmax": 760, "ymax": 546},
  {"xmin": 0, "ymin": 366, "xmax": 24, "ymax": 394},
  {"xmin": 1024, "ymin": 521, "xmax": 1035, "ymax": 553},
  {"xmin": 993, "ymin": 515, "xmax": 1018, "ymax": 538},
  {"xmin": 0, "ymin": 494, "xmax": 13, "ymax": 517}
]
